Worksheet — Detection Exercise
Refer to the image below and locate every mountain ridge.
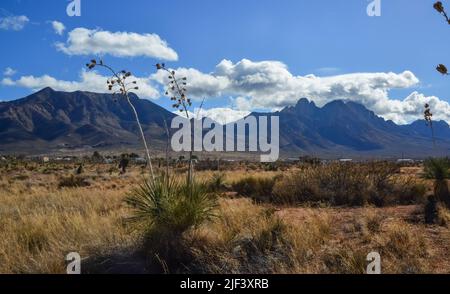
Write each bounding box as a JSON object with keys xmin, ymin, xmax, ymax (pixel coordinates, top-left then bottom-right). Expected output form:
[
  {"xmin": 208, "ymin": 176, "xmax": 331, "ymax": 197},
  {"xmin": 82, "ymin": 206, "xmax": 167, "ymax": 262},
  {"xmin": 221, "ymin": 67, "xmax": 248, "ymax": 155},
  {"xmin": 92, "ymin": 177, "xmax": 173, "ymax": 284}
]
[{"xmin": 0, "ymin": 88, "xmax": 449, "ymax": 158}]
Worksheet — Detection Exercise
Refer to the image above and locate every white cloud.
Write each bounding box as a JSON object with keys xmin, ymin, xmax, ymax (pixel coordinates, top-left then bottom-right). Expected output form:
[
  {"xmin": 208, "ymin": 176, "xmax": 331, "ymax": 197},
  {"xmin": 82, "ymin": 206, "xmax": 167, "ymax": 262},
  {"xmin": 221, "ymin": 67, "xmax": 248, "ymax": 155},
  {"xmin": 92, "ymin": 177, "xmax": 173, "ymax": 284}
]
[
  {"xmin": 233, "ymin": 96, "xmax": 253, "ymax": 111},
  {"xmin": 0, "ymin": 15, "xmax": 29, "ymax": 31},
  {"xmin": 56, "ymin": 28, "xmax": 178, "ymax": 60},
  {"xmin": 154, "ymin": 59, "xmax": 448, "ymax": 124},
  {"xmin": 51, "ymin": 21, "xmax": 65, "ymax": 35},
  {"xmin": 173, "ymin": 107, "xmax": 250, "ymax": 124},
  {"xmin": 1, "ymin": 70, "xmax": 160, "ymax": 99},
  {"xmin": 152, "ymin": 67, "xmax": 228, "ymax": 98},
  {"xmin": 197, "ymin": 108, "xmax": 250, "ymax": 124},
  {"xmin": 1, "ymin": 77, "xmax": 14, "ymax": 86},
  {"xmin": 3, "ymin": 67, "xmax": 17, "ymax": 77}
]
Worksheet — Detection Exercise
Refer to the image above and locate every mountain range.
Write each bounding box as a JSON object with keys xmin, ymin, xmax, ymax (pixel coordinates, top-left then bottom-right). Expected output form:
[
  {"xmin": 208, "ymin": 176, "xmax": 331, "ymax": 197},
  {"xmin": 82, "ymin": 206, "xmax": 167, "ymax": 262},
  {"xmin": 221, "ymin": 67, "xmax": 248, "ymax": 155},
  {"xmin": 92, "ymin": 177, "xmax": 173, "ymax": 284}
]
[{"xmin": 0, "ymin": 87, "xmax": 448, "ymax": 159}]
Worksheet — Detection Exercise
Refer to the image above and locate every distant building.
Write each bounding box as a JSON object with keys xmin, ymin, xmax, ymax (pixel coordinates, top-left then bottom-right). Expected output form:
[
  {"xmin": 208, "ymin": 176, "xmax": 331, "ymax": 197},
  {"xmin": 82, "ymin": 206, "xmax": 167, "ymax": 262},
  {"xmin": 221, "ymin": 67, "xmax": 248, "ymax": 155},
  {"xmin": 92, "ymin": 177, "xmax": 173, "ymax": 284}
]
[
  {"xmin": 339, "ymin": 159, "xmax": 353, "ymax": 162},
  {"xmin": 286, "ymin": 158, "xmax": 300, "ymax": 162},
  {"xmin": 42, "ymin": 156, "xmax": 50, "ymax": 163},
  {"xmin": 397, "ymin": 159, "xmax": 414, "ymax": 164}
]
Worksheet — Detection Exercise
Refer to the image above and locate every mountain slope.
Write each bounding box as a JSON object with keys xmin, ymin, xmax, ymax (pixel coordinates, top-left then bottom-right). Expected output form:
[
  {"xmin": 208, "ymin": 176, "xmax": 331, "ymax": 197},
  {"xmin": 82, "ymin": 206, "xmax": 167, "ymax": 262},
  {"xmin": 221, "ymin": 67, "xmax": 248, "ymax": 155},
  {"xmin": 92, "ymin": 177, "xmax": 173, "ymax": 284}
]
[
  {"xmin": 269, "ymin": 98, "xmax": 450, "ymax": 158},
  {"xmin": 0, "ymin": 87, "xmax": 175, "ymax": 153}
]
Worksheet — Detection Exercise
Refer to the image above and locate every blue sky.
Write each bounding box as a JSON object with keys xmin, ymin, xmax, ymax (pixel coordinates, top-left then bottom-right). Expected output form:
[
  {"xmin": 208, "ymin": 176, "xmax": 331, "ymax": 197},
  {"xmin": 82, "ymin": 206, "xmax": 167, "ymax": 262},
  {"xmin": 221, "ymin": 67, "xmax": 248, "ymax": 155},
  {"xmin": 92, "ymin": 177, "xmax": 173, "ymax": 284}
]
[{"xmin": 0, "ymin": 0, "xmax": 449, "ymax": 124}]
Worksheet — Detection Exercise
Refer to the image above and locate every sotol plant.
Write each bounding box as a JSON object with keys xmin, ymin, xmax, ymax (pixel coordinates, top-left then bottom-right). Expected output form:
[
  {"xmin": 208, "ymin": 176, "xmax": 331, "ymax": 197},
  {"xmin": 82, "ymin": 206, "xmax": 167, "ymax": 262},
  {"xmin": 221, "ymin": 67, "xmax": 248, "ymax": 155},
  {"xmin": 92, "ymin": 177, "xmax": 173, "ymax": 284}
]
[
  {"xmin": 155, "ymin": 63, "xmax": 195, "ymax": 186},
  {"xmin": 86, "ymin": 59, "xmax": 155, "ymax": 179},
  {"xmin": 124, "ymin": 176, "xmax": 218, "ymax": 264},
  {"xmin": 424, "ymin": 2, "xmax": 450, "ymax": 145},
  {"xmin": 424, "ymin": 158, "xmax": 450, "ymax": 209}
]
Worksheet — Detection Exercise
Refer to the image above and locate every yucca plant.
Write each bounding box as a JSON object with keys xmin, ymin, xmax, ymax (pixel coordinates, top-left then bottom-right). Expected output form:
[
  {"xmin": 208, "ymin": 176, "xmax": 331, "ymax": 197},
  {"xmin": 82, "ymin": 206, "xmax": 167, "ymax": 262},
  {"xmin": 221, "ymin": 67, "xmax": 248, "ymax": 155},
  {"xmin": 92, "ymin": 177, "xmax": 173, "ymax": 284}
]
[
  {"xmin": 207, "ymin": 172, "xmax": 227, "ymax": 193},
  {"xmin": 424, "ymin": 158, "xmax": 450, "ymax": 208},
  {"xmin": 124, "ymin": 176, "xmax": 218, "ymax": 266},
  {"xmin": 86, "ymin": 59, "xmax": 155, "ymax": 179}
]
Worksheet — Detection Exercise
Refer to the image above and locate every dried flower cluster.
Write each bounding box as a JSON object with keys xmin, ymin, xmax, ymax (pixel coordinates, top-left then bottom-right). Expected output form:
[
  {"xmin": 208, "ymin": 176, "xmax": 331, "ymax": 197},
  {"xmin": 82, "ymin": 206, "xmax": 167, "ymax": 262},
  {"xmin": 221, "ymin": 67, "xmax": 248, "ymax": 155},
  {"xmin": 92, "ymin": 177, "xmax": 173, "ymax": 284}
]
[
  {"xmin": 86, "ymin": 59, "xmax": 155, "ymax": 179},
  {"xmin": 436, "ymin": 64, "xmax": 448, "ymax": 75},
  {"xmin": 434, "ymin": 3, "xmax": 449, "ymax": 75},
  {"xmin": 155, "ymin": 63, "xmax": 195, "ymax": 186},
  {"xmin": 424, "ymin": 103, "xmax": 436, "ymax": 146},
  {"xmin": 86, "ymin": 59, "xmax": 139, "ymax": 95},
  {"xmin": 434, "ymin": 1, "xmax": 450, "ymax": 24},
  {"xmin": 424, "ymin": 103, "xmax": 433, "ymax": 126},
  {"xmin": 155, "ymin": 63, "xmax": 191, "ymax": 116}
]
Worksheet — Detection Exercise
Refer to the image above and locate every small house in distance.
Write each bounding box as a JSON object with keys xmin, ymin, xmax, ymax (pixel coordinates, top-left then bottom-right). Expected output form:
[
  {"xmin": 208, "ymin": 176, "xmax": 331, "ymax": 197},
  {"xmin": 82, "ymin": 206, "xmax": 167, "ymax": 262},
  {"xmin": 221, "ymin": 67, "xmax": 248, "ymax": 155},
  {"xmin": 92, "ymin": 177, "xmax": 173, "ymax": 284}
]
[{"xmin": 339, "ymin": 159, "xmax": 353, "ymax": 163}]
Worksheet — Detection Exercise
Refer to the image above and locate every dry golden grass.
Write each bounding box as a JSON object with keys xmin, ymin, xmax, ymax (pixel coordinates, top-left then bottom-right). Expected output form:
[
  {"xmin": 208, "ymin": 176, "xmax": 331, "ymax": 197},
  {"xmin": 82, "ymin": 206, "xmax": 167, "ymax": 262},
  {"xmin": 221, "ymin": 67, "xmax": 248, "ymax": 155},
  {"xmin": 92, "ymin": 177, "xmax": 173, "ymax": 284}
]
[
  {"xmin": 0, "ymin": 162, "xmax": 449, "ymax": 274},
  {"xmin": 0, "ymin": 164, "xmax": 139, "ymax": 273}
]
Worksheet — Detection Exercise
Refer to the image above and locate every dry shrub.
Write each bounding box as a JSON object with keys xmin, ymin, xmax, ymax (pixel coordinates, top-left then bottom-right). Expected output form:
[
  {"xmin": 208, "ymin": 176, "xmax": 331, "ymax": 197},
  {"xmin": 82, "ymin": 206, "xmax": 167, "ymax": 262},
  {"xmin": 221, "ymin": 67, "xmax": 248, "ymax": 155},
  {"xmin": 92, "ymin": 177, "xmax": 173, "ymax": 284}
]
[
  {"xmin": 437, "ymin": 204, "xmax": 450, "ymax": 226},
  {"xmin": 356, "ymin": 211, "xmax": 384, "ymax": 235},
  {"xmin": 185, "ymin": 199, "xmax": 331, "ymax": 274},
  {"xmin": 231, "ymin": 176, "xmax": 278, "ymax": 203},
  {"xmin": 323, "ymin": 247, "xmax": 368, "ymax": 274},
  {"xmin": 58, "ymin": 175, "xmax": 90, "ymax": 189},
  {"xmin": 377, "ymin": 221, "xmax": 429, "ymax": 273},
  {"xmin": 272, "ymin": 162, "xmax": 426, "ymax": 207}
]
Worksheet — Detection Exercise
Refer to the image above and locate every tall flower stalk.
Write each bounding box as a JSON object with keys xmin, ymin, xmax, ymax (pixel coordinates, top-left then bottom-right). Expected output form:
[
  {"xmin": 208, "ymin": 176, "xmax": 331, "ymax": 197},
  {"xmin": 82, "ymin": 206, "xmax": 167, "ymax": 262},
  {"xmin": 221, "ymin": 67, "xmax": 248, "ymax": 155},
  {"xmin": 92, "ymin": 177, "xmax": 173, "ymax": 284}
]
[
  {"xmin": 424, "ymin": 103, "xmax": 436, "ymax": 147},
  {"xmin": 434, "ymin": 2, "xmax": 450, "ymax": 75},
  {"xmin": 155, "ymin": 63, "xmax": 194, "ymax": 186},
  {"xmin": 86, "ymin": 59, "xmax": 155, "ymax": 179}
]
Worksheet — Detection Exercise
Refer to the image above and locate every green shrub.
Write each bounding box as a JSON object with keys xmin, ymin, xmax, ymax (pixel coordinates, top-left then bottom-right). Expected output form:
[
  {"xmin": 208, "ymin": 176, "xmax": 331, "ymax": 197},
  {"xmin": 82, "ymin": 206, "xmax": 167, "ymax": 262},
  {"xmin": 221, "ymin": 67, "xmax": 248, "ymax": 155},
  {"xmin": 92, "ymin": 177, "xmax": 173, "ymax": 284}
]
[
  {"xmin": 125, "ymin": 176, "xmax": 218, "ymax": 269},
  {"xmin": 207, "ymin": 173, "xmax": 228, "ymax": 193},
  {"xmin": 423, "ymin": 158, "xmax": 450, "ymax": 180},
  {"xmin": 424, "ymin": 158, "xmax": 450, "ymax": 208}
]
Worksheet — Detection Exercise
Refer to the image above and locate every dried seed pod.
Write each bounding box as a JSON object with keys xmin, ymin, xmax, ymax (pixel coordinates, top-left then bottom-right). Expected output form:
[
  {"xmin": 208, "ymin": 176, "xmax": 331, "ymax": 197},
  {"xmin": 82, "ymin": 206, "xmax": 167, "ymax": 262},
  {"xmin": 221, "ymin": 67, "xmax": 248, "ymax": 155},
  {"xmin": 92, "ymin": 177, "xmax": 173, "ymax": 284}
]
[
  {"xmin": 434, "ymin": 1, "xmax": 444, "ymax": 13},
  {"xmin": 437, "ymin": 64, "xmax": 448, "ymax": 75}
]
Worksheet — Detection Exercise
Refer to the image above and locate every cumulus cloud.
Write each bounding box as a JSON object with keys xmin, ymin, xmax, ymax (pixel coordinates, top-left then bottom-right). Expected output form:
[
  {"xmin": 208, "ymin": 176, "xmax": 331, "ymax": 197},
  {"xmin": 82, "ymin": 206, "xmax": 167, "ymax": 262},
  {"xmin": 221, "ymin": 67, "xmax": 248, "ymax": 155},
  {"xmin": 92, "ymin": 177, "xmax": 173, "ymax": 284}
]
[
  {"xmin": 0, "ymin": 15, "xmax": 29, "ymax": 31},
  {"xmin": 197, "ymin": 108, "xmax": 250, "ymax": 124},
  {"xmin": 152, "ymin": 67, "xmax": 228, "ymax": 98},
  {"xmin": 56, "ymin": 28, "xmax": 178, "ymax": 60},
  {"xmin": 154, "ymin": 59, "xmax": 448, "ymax": 124},
  {"xmin": 173, "ymin": 107, "xmax": 250, "ymax": 124},
  {"xmin": 3, "ymin": 67, "xmax": 17, "ymax": 77},
  {"xmin": 1, "ymin": 70, "xmax": 160, "ymax": 99},
  {"xmin": 51, "ymin": 21, "xmax": 65, "ymax": 35}
]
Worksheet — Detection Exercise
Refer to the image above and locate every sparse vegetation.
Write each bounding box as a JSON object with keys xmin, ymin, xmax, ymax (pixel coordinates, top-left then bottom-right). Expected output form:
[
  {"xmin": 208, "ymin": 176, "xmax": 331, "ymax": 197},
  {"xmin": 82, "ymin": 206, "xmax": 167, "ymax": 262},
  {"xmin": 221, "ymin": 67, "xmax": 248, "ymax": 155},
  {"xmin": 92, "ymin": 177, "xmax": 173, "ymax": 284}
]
[
  {"xmin": 0, "ymin": 161, "xmax": 449, "ymax": 274},
  {"xmin": 58, "ymin": 174, "xmax": 90, "ymax": 188},
  {"xmin": 237, "ymin": 162, "xmax": 427, "ymax": 207}
]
